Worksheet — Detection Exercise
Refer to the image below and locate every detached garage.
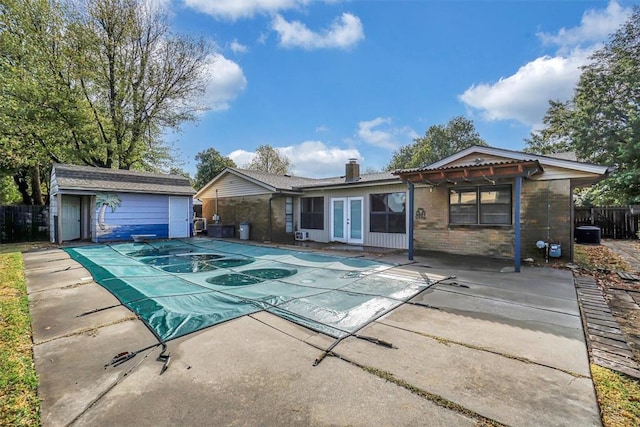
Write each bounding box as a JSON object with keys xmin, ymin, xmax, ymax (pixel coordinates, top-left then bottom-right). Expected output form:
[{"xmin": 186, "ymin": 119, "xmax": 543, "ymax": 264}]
[{"xmin": 50, "ymin": 164, "xmax": 195, "ymax": 244}]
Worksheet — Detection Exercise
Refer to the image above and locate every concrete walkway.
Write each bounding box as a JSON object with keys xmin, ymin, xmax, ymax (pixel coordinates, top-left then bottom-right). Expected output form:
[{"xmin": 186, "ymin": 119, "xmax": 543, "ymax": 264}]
[{"xmin": 24, "ymin": 245, "xmax": 601, "ymax": 426}]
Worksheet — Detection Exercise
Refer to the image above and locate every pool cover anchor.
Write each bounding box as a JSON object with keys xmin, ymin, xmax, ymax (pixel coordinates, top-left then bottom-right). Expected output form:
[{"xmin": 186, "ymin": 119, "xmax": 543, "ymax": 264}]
[
  {"xmin": 104, "ymin": 342, "xmax": 171, "ymax": 375},
  {"xmin": 157, "ymin": 344, "xmax": 171, "ymax": 375}
]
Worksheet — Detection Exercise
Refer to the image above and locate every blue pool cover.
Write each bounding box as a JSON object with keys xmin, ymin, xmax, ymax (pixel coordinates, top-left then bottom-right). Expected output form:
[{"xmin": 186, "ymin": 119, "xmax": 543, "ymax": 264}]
[{"xmin": 65, "ymin": 238, "xmax": 435, "ymax": 342}]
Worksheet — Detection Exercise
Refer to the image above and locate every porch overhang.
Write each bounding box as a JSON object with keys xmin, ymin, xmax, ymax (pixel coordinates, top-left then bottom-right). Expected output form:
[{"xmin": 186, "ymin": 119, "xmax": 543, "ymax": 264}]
[
  {"xmin": 395, "ymin": 160, "xmax": 543, "ymax": 273},
  {"xmin": 394, "ymin": 160, "xmax": 543, "ymax": 184}
]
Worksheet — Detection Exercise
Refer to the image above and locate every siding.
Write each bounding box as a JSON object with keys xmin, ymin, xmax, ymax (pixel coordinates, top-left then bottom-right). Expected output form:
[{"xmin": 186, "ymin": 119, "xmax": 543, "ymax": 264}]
[
  {"xmin": 297, "ymin": 183, "xmax": 409, "ymax": 249},
  {"xmin": 528, "ymin": 165, "xmax": 601, "ymax": 181},
  {"xmin": 198, "ymin": 173, "xmax": 272, "ymax": 198},
  {"xmin": 95, "ymin": 193, "xmax": 171, "ymax": 242}
]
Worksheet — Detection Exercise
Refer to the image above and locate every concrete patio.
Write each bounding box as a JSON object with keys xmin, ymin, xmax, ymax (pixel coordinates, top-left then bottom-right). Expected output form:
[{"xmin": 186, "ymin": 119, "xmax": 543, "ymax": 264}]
[{"xmin": 24, "ymin": 243, "xmax": 601, "ymax": 426}]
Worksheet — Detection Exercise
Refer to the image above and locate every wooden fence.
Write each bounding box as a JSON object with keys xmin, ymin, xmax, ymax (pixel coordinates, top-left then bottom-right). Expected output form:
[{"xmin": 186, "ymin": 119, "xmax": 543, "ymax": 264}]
[
  {"xmin": 0, "ymin": 205, "xmax": 49, "ymax": 244},
  {"xmin": 574, "ymin": 206, "xmax": 640, "ymax": 239}
]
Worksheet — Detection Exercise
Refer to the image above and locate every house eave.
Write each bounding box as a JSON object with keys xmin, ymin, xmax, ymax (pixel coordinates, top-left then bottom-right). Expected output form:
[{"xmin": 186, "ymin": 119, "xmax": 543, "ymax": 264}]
[
  {"xmin": 295, "ymin": 178, "xmax": 402, "ymax": 191},
  {"xmin": 425, "ymin": 145, "xmax": 610, "ymax": 175}
]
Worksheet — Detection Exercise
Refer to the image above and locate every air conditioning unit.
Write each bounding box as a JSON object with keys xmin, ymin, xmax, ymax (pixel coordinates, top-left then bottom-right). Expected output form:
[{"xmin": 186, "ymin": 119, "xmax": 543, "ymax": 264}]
[{"xmin": 295, "ymin": 231, "xmax": 309, "ymax": 241}]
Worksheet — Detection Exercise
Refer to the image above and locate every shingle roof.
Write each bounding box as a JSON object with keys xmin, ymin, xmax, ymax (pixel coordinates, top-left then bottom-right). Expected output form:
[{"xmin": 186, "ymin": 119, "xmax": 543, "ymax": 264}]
[
  {"xmin": 229, "ymin": 168, "xmax": 399, "ymax": 191},
  {"xmin": 297, "ymin": 171, "xmax": 398, "ymax": 188},
  {"xmin": 229, "ymin": 168, "xmax": 323, "ymax": 191},
  {"xmin": 53, "ymin": 163, "xmax": 195, "ymax": 195}
]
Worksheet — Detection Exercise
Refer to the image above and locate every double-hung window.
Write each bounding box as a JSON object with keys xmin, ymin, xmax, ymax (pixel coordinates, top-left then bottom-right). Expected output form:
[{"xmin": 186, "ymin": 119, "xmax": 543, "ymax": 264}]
[
  {"xmin": 300, "ymin": 197, "xmax": 324, "ymax": 229},
  {"xmin": 449, "ymin": 185, "xmax": 512, "ymax": 225},
  {"xmin": 370, "ymin": 192, "xmax": 406, "ymax": 233}
]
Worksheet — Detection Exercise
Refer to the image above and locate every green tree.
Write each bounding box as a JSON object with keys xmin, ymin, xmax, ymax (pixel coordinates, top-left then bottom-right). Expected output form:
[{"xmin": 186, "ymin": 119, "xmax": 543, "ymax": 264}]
[
  {"xmin": 0, "ymin": 0, "xmax": 212, "ymax": 203},
  {"xmin": 524, "ymin": 100, "xmax": 575, "ymax": 155},
  {"xmin": 244, "ymin": 145, "xmax": 292, "ymax": 175},
  {"xmin": 526, "ymin": 8, "xmax": 640, "ymax": 204},
  {"xmin": 387, "ymin": 116, "xmax": 487, "ymax": 170},
  {"xmin": 0, "ymin": 175, "xmax": 21, "ymax": 205},
  {"xmin": 0, "ymin": 0, "xmax": 76, "ymax": 204},
  {"xmin": 194, "ymin": 148, "xmax": 236, "ymax": 190}
]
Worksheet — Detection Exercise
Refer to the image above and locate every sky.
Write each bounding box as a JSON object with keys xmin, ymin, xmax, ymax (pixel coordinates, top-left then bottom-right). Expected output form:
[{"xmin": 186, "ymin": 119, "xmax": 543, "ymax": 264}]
[{"xmin": 158, "ymin": 0, "xmax": 638, "ymax": 178}]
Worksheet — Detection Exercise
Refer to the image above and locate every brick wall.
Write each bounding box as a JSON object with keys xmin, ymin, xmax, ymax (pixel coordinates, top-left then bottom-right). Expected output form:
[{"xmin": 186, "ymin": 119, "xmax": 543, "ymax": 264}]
[
  {"xmin": 202, "ymin": 195, "xmax": 293, "ymax": 243},
  {"xmin": 412, "ymin": 186, "xmax": 514, "ymax": 257},
  {"xmin": 520, "ymin": 179, "xmax": 571, "ymax": 259},
  {"xmin": 412, "ymin": 179, "xmax": 572, "ymax": 259}
]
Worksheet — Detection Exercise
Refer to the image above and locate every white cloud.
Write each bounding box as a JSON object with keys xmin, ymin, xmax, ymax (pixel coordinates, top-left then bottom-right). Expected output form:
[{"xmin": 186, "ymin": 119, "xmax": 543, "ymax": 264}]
[
  {"xmin": 459, "ymin": 52, "xmax": 589, "ymax": 127},
  {"xmin": 357, "ymin": 117, "xmax": 417, "ymax": 150},
  {"xmin": 227, "ymin": 149, "xmax": 256, "ymax": 168},
  {"xmin": 228, "ymin": 141, "xmax": 360, "ymax": 177},
  {"xmin": 537, "ymin": 1, "xmax": 629, "ymax": 51},
  {"xmin": 459, "ymin": 1, "xmax": 632, "ymax": 128},
  {"xmin": 201, "ymin": 54, "xmax": 247, "ymax": 111},
  {"xmin": 315, "ymin": 125, "xmax": 329, "ymax": 133},
  {"xmin": 272, "ymin": 13, "xmax": 364, "ymax": 50},
  {"xmin": 229, "ymin": 39, "xmax": 248, "ymax": 54},
  {"xmin": 184, "ymin": 0, "xmax": 310, "ymax": 20}
]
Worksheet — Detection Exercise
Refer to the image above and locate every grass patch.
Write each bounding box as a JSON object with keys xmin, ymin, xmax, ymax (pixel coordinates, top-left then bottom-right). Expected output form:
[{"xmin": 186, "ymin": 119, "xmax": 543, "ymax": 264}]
[
  {"xmin": 0, "ymin": 242, "xmax": 52, "ymax": 255},
  {"xmin": 0, "ymin": 252, "xmax": 40, "ymax": 426},
  {"xmin": 591, "ymin": 364, "xmax": 640, "ymax": 427}
]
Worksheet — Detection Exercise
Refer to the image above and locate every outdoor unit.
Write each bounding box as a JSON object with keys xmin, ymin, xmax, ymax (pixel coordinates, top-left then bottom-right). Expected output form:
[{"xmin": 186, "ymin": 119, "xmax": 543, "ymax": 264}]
[{"xmin": 295, "ymin": 231, "xmax": 309, "ymax": 241}]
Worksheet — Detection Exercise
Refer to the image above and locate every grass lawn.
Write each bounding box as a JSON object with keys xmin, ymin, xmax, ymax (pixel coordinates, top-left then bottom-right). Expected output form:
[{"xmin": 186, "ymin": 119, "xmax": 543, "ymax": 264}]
[
  {"xmin": 0, "ymin": 250, "xmax": 40, "ymax": 426},
  {"xmin": 592, "ymin": 364, "xmax": 640, "ymax": 427}
]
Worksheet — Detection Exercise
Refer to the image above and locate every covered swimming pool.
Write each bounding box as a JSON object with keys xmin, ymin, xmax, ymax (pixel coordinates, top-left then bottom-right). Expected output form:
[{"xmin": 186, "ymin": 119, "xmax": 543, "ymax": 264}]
[{"xmin": 65, "ymin": 238, "xmax": 438, "ymax": 343}]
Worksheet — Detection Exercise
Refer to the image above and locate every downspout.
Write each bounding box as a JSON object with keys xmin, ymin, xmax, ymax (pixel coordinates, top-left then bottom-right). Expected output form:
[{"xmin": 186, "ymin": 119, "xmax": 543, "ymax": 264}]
[
  {"xmin": 514, "ymin": 176, "xmax": 522, "ymax": 273},
  {"xmin": 408, "ymin": 181, "xmax": 414, "ymax": 261},
  {"xmin": 569, "ymin": 181, "xmax": 575, "ymax": 261},
  {"xmin": 268, "ymin": 196, "xmax": 273, "ymax": 243}
]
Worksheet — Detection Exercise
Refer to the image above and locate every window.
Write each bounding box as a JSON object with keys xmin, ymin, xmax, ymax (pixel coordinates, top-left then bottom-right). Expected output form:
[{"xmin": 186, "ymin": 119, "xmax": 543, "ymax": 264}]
[
  {"xmin": 449, "ymin": 185, "xmax": 511, "ymax": 225},
  {"xmin": 370, "ymin": 192, "xmax": 406, "ymax": 233},
  {"xmin": 300, "ymin": 197, "xmax": 324, "ymax": 229},
  {"xmin": 285, "ymin": 197, "xmax": 293, "ymax": 233}
]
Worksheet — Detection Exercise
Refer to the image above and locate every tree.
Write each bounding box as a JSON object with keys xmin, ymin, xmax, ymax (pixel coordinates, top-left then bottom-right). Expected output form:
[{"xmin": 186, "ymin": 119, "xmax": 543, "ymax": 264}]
[
  {"xmin": 0, "ymin": 175, "xmax": 21, "ymax": 205},
  {"xmin": 0, "ymin": 0, "xmax": 212, "ymax": 203},
  {"xmin": 524, "ymin": 100, "xmax": 575, "ymax": 155},
  {"xmin": 386, "ymin": 116, "xmax": 487, "ymax": 170},
  {"xmin": 194, "ymin": 148, "xmax": 236, "ymax": 190},
  {"xmin": 526, "ymin": 7, "xmax": 640, "ymax": 204},
  {"xmin": 244, "ymin": 145, "xmax": 292, "ymax": 175},
  {"xmin": 0, "ymin": 0, "xmax": 75, "ymax": 204}
]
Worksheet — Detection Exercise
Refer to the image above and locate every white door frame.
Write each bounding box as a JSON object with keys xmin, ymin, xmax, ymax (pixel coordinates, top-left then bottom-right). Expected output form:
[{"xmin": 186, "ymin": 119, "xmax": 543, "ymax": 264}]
[
  {"xmin": 330, "ymin": 197, "xmax": 364, "ymax": 244},
  {"xmin": 168, "ymin": 197, "xmax": 190, "ymax": 238}
]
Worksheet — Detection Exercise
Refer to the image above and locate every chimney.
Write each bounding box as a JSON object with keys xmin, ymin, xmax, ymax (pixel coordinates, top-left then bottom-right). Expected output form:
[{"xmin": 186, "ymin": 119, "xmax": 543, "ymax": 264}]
[{"xmin": 345, "ymin": 158, "xmax": 360, "ymax": 182}]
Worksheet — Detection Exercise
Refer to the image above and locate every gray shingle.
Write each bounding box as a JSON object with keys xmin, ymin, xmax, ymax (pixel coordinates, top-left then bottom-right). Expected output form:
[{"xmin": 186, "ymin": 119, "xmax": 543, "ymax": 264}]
[
  {"xmin": 53, "ymin": 164, "xmax": 195, "ymax": 195},
  {"xmin": 231, "ymin": 168, "xmax": 398, "ymax": 191}
]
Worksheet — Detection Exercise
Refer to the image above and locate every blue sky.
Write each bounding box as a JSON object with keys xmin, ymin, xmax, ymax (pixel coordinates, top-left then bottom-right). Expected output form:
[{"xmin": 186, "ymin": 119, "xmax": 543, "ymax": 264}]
[{"xmin": 160, "ymin": 0, "xmax": 638, "ymax": 178}]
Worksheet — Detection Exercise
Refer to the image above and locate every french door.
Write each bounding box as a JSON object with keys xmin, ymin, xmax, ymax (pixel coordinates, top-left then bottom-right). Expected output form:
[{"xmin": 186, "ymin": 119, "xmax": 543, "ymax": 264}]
[{"xmin": 330, "ymin": 197, "xmax": 363, "ymax": 244}]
